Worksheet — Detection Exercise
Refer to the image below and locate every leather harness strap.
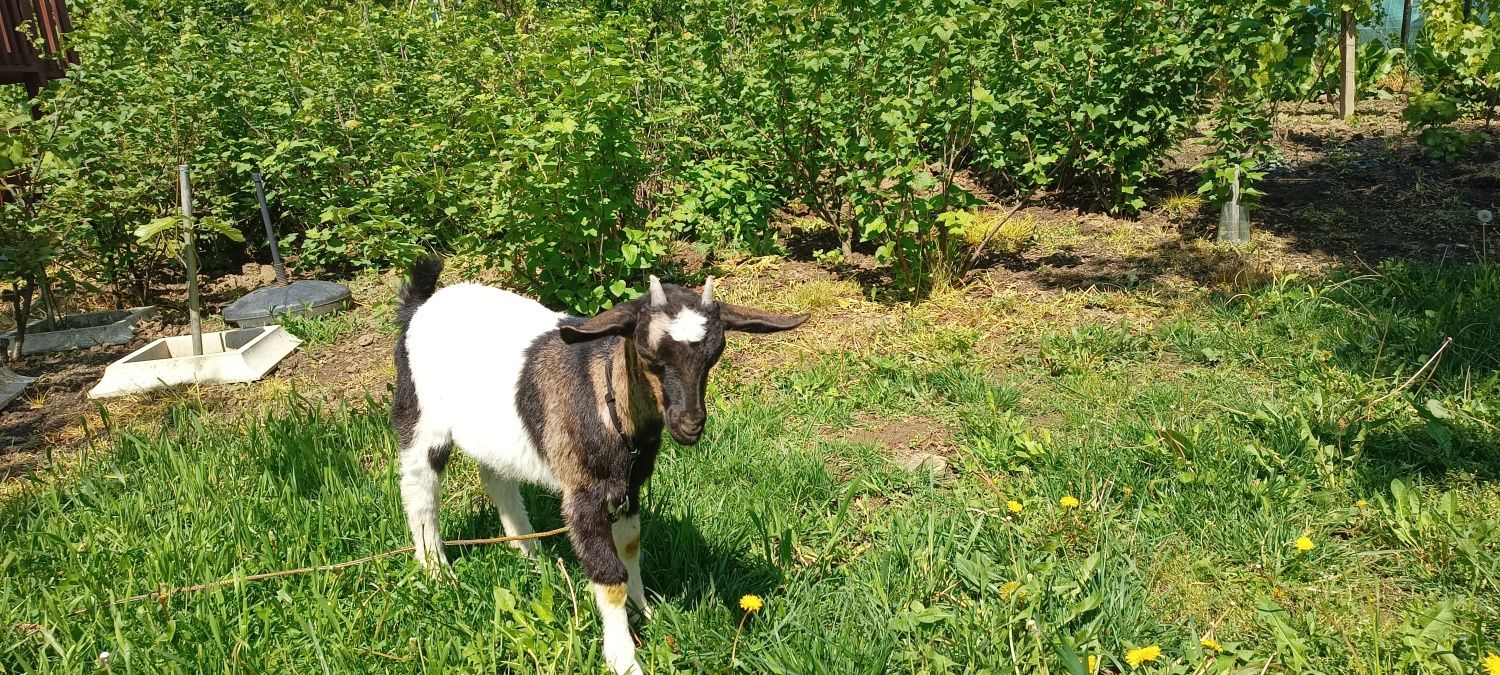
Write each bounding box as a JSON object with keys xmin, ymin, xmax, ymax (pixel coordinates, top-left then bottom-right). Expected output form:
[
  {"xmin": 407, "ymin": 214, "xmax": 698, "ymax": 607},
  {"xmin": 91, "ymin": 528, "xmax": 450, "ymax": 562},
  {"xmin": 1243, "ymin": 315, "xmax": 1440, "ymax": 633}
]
[{"xmin": 603, "ymin": 336, "xmax": 640, "ymax": 517}]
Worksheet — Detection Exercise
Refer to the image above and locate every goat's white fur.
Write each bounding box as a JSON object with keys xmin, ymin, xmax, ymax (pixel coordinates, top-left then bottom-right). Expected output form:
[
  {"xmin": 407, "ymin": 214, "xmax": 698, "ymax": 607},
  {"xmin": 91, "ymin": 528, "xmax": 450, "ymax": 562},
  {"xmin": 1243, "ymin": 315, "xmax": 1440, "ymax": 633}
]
[
  {"xmin": 667, "ymin": 309, "xmax": 707, "ymax": 343},
  {"xmin": 403, "ymin": 283, "xmax": 565, "ymax": 491},
  {"xmin": 592, "ymin": 583, "xmax": 640, "ymax": 674},
  {"xmin": 612, "ymin": 514, "xmax": 650, "ymax": 618},
  {"xmin": 647, "ymin": 307, "xmax": 708, "ymax": 346}
]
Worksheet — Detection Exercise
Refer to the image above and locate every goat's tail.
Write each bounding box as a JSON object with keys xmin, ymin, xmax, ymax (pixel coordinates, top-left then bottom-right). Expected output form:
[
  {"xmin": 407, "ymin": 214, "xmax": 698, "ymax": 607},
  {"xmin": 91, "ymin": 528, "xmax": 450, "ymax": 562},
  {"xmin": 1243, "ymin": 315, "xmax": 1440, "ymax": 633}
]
[{"xmin": 397, "ymin": 256, "xmax": 444, "ymax": 327}]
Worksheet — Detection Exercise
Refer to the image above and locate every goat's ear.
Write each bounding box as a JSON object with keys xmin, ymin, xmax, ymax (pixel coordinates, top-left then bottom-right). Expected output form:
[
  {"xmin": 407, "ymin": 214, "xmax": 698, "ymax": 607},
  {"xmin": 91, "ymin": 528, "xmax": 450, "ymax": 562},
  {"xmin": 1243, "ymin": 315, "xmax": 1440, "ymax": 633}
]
[
  {"xmin": 559, "ymin": 301, "xmax": 639, "ymax": 344},
  {"xmin": 720, "ymin": 303, "xmax": 809, "ymax": 334}
]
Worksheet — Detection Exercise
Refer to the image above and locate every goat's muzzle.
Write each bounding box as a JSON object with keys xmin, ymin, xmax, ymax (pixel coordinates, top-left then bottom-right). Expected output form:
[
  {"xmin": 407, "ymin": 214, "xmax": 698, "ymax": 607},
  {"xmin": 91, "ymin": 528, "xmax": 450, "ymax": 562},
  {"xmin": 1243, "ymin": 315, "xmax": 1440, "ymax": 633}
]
[{"xmin": 668, "ymin": 411, "xmax": 705, "ymax": 445}]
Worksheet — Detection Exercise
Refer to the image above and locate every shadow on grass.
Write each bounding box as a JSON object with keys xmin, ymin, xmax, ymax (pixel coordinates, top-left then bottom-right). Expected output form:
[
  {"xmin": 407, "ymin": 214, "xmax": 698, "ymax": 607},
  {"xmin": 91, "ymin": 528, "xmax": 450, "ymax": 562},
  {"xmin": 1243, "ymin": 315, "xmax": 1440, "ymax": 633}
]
[
  {"xmin": 1357, "ymin": 423, "xmax": 1500, "ymax": 490},
  {"xmin": 447, "ymin": 489, "xmax": 780, "ymax": 612}
]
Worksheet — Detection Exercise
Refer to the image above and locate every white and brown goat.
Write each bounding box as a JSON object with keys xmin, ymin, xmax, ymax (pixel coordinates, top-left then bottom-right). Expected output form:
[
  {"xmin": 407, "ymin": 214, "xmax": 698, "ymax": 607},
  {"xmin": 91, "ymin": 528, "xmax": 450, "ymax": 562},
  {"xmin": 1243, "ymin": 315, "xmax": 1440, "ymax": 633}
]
[{"xmin": 392, "ymin": 258, "xmax": 806, "ymax": 674}]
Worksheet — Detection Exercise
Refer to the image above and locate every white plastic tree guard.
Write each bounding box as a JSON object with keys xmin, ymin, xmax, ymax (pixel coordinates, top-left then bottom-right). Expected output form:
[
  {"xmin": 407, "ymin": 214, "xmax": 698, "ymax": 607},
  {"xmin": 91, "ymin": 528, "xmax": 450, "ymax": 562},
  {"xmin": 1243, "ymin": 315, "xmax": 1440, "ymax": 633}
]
[
  {"xmin": 87, "ymin": 326, "xmax": 300, "ymax": 399},
  {"xmin": 0, "ymin": 368, "xmax": 35, "ymax": 409},
  {"xmin": 0, "ymin": 306, "xmax": 157, "ymax": 356}
]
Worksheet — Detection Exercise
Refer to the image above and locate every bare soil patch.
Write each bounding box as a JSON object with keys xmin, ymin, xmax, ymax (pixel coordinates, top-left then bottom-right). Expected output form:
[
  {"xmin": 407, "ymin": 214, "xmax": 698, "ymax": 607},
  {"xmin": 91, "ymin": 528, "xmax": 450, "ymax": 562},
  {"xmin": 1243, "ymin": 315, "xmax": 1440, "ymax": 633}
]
[
  {"xmin": 832, "ymin": 411, "xmax": 958, "ymax": 482},
  {"xmin": 840, "ymin": 411, "xmax": 954, "ymax": 455}
]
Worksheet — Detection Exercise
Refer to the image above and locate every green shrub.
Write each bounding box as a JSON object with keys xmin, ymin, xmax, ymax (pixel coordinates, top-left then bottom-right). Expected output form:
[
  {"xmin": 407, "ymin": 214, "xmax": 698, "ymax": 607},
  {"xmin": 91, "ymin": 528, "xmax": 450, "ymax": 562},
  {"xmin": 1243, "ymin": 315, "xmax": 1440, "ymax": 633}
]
[
  {"xmin": 40, "ymin": 0, "xmax": 663, "ymax": 313},
  {"xmin": 646, "ymin": 0, "xmax": 1233, "ymax": 294},
  {"xmin": 23, "ymin": 0, "xmax": 1453, "ymax": 309},
  {"xmin": 654, "ymin": 158, "xmax": 781, "ymax": 257},
  {"xmin": 1407, "ymin": 0, "xmax": 1499, "ymax": 156}
]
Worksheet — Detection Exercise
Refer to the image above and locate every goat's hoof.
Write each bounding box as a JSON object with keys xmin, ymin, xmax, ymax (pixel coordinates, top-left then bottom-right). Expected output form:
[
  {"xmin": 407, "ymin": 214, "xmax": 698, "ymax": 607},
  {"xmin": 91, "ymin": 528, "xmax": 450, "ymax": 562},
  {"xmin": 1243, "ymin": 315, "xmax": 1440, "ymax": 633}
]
[
  {"xmin": 416, "ymin": 555, "xmax": 452, "ymax": 580},
  {"xmin": 603, "ymin": 638, "xmax": 640, "ymax": 675},
  {"xmin": 607, "ymin": 658, "xmax": 642, "ymax": 675}
]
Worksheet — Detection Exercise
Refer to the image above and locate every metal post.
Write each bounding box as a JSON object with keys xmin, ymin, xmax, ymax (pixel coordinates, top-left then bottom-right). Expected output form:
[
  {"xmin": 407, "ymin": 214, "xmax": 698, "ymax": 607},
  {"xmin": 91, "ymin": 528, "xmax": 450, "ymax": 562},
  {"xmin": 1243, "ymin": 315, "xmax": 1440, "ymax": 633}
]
[
  {"xmin": 253, "ymin": 173, "xmax": 289, "ymax": 285},
  {"xmin": 180, "ymin": 165, "xmax": 203, "ymax": 356},
  {"xmin": 1400, "ymin": 0, "xmax": 1413, "ymax": 49}
]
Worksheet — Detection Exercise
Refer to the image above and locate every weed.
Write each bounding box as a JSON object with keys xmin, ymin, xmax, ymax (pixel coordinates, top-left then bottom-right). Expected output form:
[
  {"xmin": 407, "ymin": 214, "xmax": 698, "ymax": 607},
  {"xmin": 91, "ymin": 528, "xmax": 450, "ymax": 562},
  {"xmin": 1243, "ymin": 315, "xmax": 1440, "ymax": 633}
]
[
  {"xmin": 1156, "ymin": 192, "xmax": 1205, "ymax": 223},
  {"xmin": 276, "ymin": 310, "xmax": 361, "ymax": 349}
]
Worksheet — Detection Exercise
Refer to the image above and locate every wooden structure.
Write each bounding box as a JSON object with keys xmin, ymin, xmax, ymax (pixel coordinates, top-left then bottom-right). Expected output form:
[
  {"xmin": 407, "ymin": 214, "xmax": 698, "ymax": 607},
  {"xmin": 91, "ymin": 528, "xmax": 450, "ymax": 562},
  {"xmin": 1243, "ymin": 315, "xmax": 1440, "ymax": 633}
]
[
  {"xmin": 0, "ymin": 0, "xmax": 72, "ymax": 204},
  {"xmin": 0, "ymin": 0, "xmax": 73, "ymax": 99}
]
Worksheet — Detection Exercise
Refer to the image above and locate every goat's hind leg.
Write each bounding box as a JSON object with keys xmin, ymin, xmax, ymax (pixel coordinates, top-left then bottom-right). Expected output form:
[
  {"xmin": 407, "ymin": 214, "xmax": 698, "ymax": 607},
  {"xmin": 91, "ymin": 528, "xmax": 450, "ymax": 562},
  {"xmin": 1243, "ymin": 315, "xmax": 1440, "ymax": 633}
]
[
  {"xmin": 479, "ymin": 465, "xmax": 538, "ymax": 558},
  {"xmin": 399, "ymin": 426, "xmax": 452, "ymax": 573}
]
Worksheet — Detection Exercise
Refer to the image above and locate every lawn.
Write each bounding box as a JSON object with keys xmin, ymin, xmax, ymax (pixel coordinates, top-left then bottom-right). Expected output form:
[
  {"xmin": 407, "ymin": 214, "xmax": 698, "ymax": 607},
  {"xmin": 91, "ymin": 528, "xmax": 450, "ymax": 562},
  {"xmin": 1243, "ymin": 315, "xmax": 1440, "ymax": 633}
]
[{"xmin": 2, "ymin": 258, "xmax": 1499, "ymax": 674}]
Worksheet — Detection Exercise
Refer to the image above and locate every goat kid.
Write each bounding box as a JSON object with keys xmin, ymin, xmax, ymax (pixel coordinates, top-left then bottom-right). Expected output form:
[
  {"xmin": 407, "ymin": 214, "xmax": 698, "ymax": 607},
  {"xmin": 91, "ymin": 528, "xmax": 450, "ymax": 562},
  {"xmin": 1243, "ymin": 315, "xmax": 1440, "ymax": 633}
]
[{"xmin": 392, "ymin": 258, "xmax": 807, "ymax": 674}]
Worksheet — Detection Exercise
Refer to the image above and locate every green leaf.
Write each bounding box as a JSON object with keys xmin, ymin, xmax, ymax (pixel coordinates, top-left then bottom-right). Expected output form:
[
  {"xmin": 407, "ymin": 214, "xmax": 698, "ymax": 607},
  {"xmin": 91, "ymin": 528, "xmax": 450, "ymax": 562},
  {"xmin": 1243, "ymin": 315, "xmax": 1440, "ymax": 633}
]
[
  {"xmin": 198, "ymin": 217, "xmax": 246, "ymax": 243},
  {"xmin": 135, "ymin": 217, "xmax": 181, "ymax": 244}
]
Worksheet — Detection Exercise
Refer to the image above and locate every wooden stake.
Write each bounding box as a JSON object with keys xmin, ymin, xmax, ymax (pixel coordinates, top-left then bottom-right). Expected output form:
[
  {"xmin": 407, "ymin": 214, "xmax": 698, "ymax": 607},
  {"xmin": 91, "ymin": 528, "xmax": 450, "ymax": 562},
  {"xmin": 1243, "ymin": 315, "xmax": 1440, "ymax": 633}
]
[{"xmin": 1339, "ymin": 10, "xmax": 1357, "ymax": 120}]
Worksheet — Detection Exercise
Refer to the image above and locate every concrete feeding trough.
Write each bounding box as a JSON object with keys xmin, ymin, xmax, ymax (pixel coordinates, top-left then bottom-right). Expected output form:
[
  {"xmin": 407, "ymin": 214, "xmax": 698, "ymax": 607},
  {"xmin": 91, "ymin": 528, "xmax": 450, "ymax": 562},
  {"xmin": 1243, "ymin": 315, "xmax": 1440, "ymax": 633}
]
[
  {"xmin": 88, "ymin": 326, "xmax": 301, "ymax": 399},
  {"xmin": 0, "ymin": 368, "xmax": 36, "ymax": 410},
  {"xmin": 0, "ymin": 306, "xmax": 157, "ymax": 356},
  {"xmin": 89, "ymin": 167, "xmax": 301, "ymax": 399},
  {"xmin": 223, "ymin": 280, "xmax": 351, "ymax": 327}
]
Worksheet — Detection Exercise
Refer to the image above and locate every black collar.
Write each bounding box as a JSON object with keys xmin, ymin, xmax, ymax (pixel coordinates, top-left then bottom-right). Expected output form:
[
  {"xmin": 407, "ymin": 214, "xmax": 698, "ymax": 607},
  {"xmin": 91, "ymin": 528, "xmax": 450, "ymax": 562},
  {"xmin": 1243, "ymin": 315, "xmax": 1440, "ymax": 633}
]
[
  {"xmin": 603, "ymin": 337, "xmax": 640, "ymax": 516},
  {"xmin": 602, "ymin": 337, "xmax": 638, "ymax": 455}
]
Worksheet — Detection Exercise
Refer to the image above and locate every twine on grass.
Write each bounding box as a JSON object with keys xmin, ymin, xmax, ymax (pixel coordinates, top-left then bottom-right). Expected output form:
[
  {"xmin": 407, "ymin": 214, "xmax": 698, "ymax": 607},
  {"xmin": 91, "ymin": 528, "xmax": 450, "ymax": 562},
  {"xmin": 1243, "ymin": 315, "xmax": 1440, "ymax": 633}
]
[
  {"xmin": 68, "ymin": 526, "xmax": 571, "ymax": 616},
  {"xmin": 1364, "ymin": 336, "xmax": 1454, "ymax": 415}
]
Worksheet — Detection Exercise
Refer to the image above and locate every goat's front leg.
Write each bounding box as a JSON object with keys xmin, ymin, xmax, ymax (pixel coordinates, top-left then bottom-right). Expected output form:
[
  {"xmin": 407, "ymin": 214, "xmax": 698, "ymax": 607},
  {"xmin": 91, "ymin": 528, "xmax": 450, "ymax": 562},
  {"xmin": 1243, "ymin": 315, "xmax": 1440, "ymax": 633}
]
[
  {"xmin": 399, "ymin": 438, "xmax": 450, "ymax": 573},
  {"xmin": 612, "ymin": 513, "xmax": 651, "ymax": 620},
  {"xmin": 565, "ymin": 488, "xmax": 641, "ymax": 675}
]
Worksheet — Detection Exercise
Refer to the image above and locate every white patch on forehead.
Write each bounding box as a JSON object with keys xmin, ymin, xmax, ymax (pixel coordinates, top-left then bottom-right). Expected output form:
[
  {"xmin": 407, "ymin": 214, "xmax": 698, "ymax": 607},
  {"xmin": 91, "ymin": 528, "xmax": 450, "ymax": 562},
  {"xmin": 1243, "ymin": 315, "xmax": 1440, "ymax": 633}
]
[
  {"xmin": 646, "ymin": 308, "xmax": 710, "ymax": 347},
  {"xmin": 667, "ymin": 309, "xmax": 708, "ymax": 343}
]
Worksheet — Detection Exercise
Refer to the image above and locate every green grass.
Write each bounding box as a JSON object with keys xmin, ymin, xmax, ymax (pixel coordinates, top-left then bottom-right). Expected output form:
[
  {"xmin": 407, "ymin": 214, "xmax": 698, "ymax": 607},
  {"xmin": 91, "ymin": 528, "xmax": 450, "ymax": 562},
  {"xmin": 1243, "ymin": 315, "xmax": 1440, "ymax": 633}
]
[
  {"xmin": 4, "ymin": 261, "xmax": 1500, "ymax": 673},
  {"xmin": 276, "ymin": 310, "xmax": 364, "ymax": 350}
]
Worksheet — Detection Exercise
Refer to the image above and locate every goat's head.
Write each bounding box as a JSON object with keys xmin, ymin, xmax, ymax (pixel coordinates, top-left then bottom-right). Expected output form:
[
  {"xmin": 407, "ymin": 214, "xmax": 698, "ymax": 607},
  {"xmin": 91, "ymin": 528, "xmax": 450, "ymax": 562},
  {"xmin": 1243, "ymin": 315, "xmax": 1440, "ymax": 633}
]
[{"xmin": 559, "ymin": 276, "xmax": 807, "ymax": 445}]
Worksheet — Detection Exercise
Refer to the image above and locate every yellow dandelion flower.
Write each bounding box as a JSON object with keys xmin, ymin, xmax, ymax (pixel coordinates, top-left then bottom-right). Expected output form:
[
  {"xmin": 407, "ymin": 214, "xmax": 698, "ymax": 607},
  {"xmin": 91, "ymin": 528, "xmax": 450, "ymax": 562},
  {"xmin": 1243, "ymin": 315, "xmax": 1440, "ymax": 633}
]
[
  {"xmin": 1000, "ymin": 580, "xmax": 1022, "ymax": 597},
  {"xmin": 1125, "ymin": 645, "xmax": 1161, "ymax": 667},
  {"xmin": 1087, "ymin": 654, "xmax": 1098, "ymax": 673},
  {"xmin": 1060, "ymin": 496, "xmax": 1081, "ymax": 508},
  {"xmin": 1122, "ymin": 485, "xmax": 1134, "ymax": 496},
  {"xmin": 1483, "ymin": 653, "xmax": 1500, "ymax": 675},
  {"xmin": 1006, "ymin": 500, "xmax": 1023, "ymax": 514},
  {"xmin": 1200, "ymin": 637, "xmax": 1223, "ymax": 652},
  {"xmin": 1356, "ymin": 499, "xmax": 1368, "ymax": 509},
  {"xmin": 1294, "ymin": 536, "xmax": 1315, "ymax": 552},
  {"xmin": 739, "ymin": 594, "xmax": 763, "ymax": 612}
]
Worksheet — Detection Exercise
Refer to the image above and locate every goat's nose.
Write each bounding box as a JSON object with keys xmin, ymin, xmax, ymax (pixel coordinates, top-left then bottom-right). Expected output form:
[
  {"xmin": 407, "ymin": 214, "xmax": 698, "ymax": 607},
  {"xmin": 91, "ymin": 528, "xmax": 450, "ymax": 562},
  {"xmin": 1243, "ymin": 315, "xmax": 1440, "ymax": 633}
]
[{"xmin": 683, "ymin": 413, "xmax": 705, "ymax": 433}]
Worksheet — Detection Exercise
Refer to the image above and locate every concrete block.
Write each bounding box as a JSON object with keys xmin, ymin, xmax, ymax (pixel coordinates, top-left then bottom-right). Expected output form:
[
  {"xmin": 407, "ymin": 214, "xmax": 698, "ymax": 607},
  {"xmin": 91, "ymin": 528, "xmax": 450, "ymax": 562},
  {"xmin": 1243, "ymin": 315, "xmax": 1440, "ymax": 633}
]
[
  {"xmin": 0, "ymin": 368, "xmax": 35, "ymax": 410},
  {"xmin": 1, "ymin": 307, "xmax": 157, "ymax": 356}
]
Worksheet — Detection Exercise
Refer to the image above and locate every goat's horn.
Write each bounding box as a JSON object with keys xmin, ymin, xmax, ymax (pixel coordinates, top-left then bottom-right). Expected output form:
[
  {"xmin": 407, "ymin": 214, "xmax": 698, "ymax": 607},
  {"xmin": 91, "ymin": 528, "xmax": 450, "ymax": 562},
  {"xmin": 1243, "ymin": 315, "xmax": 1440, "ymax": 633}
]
[
  {"xmin": 649, "ymin": 276, "xmax": 666, "ymax": 306},
  {"xmin": 701, "ymin": 275, "xmax": 714, "ymax": 306}
]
